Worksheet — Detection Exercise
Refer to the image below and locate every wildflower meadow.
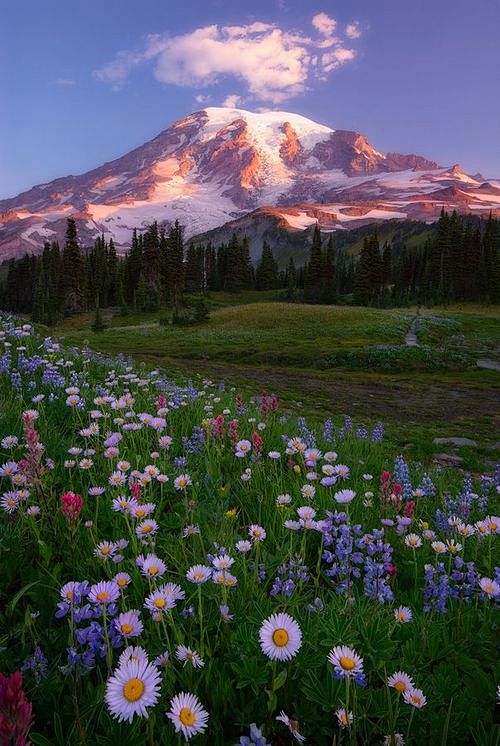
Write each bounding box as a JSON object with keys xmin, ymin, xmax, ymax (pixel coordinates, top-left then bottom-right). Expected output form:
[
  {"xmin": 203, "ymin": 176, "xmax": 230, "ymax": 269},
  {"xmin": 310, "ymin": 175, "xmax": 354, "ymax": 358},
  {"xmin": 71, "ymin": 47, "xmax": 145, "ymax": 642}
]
[{"xmin": 0, "ymin": 316, "xmax": 498, "ymax": 745}]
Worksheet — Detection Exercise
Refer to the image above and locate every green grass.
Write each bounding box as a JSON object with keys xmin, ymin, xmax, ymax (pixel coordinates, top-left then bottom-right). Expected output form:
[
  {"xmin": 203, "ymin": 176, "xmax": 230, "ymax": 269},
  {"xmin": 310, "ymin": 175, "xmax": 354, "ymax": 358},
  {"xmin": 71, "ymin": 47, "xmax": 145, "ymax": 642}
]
[
  {"xmin": 1, "ymin": 316, "xmax": 499, "ymax": 745},
  {"xmin": 50, "ymin": 298, "xmax": 500, "ymax": 465}
]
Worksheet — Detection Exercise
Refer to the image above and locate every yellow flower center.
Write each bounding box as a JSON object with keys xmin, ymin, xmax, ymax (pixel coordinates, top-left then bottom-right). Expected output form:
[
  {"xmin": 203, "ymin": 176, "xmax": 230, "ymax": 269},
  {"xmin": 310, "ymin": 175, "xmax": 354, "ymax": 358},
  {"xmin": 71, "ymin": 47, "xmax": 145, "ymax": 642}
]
[
  {"xmin": 148, "ymin": 566, "xmax": 159, "ymax": 576},
  {"xmin": 411, "ymin": 695, "xmax": 421, "ymax": 705},
  {"xmin": 96, "ymin": 592, "xmax": 109, "ymax": 602},
  {"xmin": 179, "ymin": 707, "xmax": 195, "ymax": 726},
  {"xmin": 194, "ymin": 572, "xmax": 204, "ymax": 581},
  {"xmin": 136, "ymin": 510, "xmax": 145, "ymax": 518},
  {"xmin": 117, "ymin": 579, "xmax": 127, "ymax": 587},
  {"xmin": 121, "ymin": 623, "xmax": 133, "ymax": 635},
  {"xmin": 155, "ymin": 598, "xmax": 166, "ymax": 609},
  {"xmin": 488, "ymin": 522, "xmax": 496, "ymax": 530},
  {"xmin": 272, "ymin": 628, "xmax": 289, "ymax": 647},
  {"xmin": 340, "ymin": 657, "xmax": 356, "ymax": 671},
  {"xmin": 123, "ymin": 678, "xmax": 145, "ymax": 702},
  {"xmin": 397, "ymin": 612, "xmax": 406, "ymax": 621},
  {"xmin": 101, "ymin": 547, "xmax": 110, "ymax": 555},
  {"xmin": 484, "ymin": 583, "xmax": 494, "ymax": 593},
  {"xmin": 340, "ymin": 712, "xmax": 349, "ymax": 725},
  {"xmin": 395, "ymin": 681, "xmax": 406, "ymax": 692},
  {"xmin": 66, "ymin": 591, "xmax": 74, "ymax": 600},
  {"xmin": 141, "ymin": 525, "xmax": 152, "ymax": 534}
]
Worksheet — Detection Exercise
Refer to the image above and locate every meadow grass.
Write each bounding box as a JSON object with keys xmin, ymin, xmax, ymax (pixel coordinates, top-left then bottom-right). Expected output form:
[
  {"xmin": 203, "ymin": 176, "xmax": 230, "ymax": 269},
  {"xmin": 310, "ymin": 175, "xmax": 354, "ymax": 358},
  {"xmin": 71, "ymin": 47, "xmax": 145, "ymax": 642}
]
[
  {"xmin": 0, "ymin": 315, "xmax": 498, "ymax": 745},
  {"xmin": 52, "ymin": 300, "xmax": 500, "ymax": 468}
]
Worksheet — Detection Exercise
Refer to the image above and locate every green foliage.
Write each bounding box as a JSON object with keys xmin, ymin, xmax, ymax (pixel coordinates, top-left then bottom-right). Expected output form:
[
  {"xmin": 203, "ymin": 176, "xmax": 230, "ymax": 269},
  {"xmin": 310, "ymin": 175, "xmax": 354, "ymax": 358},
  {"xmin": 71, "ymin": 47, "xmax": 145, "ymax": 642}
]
[{"xmin": 0, "ymin": 317, "xmax": 498, "ymax": 744}]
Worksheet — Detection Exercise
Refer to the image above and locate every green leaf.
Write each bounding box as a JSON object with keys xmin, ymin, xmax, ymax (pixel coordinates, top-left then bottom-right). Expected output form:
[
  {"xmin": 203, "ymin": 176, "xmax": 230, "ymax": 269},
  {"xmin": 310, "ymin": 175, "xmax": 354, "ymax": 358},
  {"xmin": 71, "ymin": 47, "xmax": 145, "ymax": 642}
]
[
  {"xmin": 274, "ymin": 668, "xmax": 287, "ymax": 691},
  {"xmin": 7, "ymin": 580, "xmax": 40, "ymax": 615},
  {"xmin": 31, "ymin": 734, "xmax": 54, "ymax": 746}
]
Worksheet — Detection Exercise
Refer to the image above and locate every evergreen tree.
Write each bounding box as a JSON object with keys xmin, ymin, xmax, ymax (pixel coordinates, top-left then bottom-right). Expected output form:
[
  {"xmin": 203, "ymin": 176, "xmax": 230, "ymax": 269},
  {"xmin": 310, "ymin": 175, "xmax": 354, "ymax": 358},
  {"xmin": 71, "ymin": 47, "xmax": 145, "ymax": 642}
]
[
  {"xmin": 135, "ymin": 273, "xmax": 148, "ymax": 312},
  {"xmin": 107, "ymin": 238, "xmax": 118, "ymax": 305},
  {"xmin": 255, "ymin": 241, "xmax": 279, "ymax": 290},
  {"xmin": 32, "ymin": 260, "xmax": 48, "ymax": 323},
  {"xmin": 61, "ymin": 218, "xmax": 85, "ymax": 313},
  {"xmin": 127, "ymin": 228, "xmax": 143, "ymax": 305},
  {"xmin": 184, "ymin": 244, "xmax": 204, "ymax": 293},
  {"xmin": 303, "ymin": 225, "xmax": 323, "ymax": 303},
  {"xmin": 354, "ymin": 237, "xmax": 372, "ymax": 305},
  {"xmin": 285, "ymin": 256, "xmax": 297, "ymax": 300},
  {"xmin": 321, "ymin": 235, "xmax": 336, "ymax": 304}
]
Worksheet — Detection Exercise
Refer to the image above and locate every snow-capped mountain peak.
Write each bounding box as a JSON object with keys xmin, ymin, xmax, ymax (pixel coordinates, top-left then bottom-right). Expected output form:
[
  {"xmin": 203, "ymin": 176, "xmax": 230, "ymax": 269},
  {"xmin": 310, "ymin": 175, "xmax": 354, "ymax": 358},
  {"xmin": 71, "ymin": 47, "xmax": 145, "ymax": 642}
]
[{"xmin": 0, "ymin": 107, "xmax": 498, "ymax": 259}]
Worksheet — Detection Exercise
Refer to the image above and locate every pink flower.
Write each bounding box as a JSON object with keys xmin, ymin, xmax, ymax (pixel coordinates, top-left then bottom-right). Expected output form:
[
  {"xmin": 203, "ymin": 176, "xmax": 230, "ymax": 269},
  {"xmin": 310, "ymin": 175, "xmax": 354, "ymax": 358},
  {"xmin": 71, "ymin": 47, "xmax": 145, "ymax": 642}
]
[
  {"xmin": 404, "ymin": 500, "xmax": 415, "ymax": 517},
  {"xmin": 0, "ymin": 671, "xmax": 33, "ymax": 745},
  {"xmin": 252, "ymin": 432, "xmax": 263, "ymax": 457},
  {"xmin": 130, "ymin": 482, "xmax": 142, "ymax": 501},
  {"xmin": 60, "ymin": 491, "xmax": 83, "ymax": 522},
  {"xmin": 385, "ymin": 562, "xmax": 398, "ymax": 577},
  {"xmin": 228, "ymin": 420, "xmax": 239, "ymax": 448}
]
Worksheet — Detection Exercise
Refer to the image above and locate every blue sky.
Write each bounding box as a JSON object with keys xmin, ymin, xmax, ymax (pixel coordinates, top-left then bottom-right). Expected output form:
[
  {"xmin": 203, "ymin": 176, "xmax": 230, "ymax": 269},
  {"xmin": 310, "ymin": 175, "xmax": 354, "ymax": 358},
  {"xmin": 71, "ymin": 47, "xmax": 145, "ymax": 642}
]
[{"xmin": 2, "ymin": 0, "xmax": 500, "ymax": 198}]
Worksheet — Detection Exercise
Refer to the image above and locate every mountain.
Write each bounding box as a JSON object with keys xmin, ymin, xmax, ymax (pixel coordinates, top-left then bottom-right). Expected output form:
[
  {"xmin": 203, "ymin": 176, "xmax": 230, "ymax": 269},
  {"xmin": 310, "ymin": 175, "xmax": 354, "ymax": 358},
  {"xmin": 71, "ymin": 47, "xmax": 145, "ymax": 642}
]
[{"xmin": 1, "ymin": 107, "xmax": 499, "ymax": 260}]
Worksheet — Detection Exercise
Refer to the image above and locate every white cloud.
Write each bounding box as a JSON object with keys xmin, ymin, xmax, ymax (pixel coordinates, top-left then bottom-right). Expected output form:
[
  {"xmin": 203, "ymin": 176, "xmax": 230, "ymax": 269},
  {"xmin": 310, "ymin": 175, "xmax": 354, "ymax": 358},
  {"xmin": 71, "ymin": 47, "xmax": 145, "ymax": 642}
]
[
  {"xmin": 311, "ymin": 12, "xmax": 337, "ymax": 37},
  {"xmin": 55, "ymin": 78, "xmax": 76, "ymax": 87},
  {"xmin": 222, "ymin": 94, "xmax": 244, "ymax": 108},
  {"xmin": 94, "ymin": 13, "xmax": 362, "ymax": 103},
  {"xmin": 92, "ymin": 50, "xmax": 142, "ymax": 91},
  {"xmin": 346, "ymin": 22, "xmax": 362, "ymax": 39},
  {"xmin": 194, "ymin": 94, "xmax": 212, "ymax": 105}
]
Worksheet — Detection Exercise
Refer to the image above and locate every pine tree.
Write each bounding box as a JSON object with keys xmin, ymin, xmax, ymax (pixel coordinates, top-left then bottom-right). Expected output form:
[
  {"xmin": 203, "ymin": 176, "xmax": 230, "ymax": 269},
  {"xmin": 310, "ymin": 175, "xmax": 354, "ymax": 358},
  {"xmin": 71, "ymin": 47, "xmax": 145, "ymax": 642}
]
[
  {"xmin": 32, "ymin": 260, "xmax": 48, "ymax": 324},
  {"xmin": 255, "ymin": 241, "xmax": 279, "ymax": 290},
  {"xmin": 321, "ymin": 236, "xmax": 336, "ymax": 304},
  {"xmin": 61, "ymin": 218, "xmax": 85, "ymax": 314},
  {"xmin": 135, "ymin": 273, "xmax": 148, "ymax": 312},
  {"xmin": 107, "ymin": 238, "xmax": 118, "ymax": 305},
  {"xmin": 303, "ymin": 225, "xmax": 323, "ymax": 303},
  {"xmin": 127, "ymin": 228, "xmax": 143, "ymax": 305},
  {"xmin": 91, "ymin": 302, "xmax": 106, "ymax": 332},
  {"xmin": 285, "ymin": 256, "xmax": 297, "ymax": 300},
  {"xmin": 354, "ymin": 237, "xmax": 372, "ymax": 305},
  {"xmin": 184, "ymin": 244, "xmax": 203, "ymax": 293}
]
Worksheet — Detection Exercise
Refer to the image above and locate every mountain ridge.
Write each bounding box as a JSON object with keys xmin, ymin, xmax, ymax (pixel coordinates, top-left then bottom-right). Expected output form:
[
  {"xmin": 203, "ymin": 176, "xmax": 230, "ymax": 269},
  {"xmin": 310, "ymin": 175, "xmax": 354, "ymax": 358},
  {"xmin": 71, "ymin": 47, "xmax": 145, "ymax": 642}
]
[{"xmin": 1, "ymin": 107, "xmax": 499, "ymax": 259}]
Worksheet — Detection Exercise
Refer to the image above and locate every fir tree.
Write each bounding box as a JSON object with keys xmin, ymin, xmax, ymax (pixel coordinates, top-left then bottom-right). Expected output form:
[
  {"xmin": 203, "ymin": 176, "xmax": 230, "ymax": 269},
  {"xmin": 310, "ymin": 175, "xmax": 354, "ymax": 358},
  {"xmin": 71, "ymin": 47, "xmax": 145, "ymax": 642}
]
[
  {"xmin": 255, "ymin": 241, "xmax": 279, "ymax": 290},
  {"xmin": 61, "ymin": 218, "xmax": 85, "ymax": 314},
  {"xmin": 303, "ymin": 224, "xmax": 323, "ymax": 304}
]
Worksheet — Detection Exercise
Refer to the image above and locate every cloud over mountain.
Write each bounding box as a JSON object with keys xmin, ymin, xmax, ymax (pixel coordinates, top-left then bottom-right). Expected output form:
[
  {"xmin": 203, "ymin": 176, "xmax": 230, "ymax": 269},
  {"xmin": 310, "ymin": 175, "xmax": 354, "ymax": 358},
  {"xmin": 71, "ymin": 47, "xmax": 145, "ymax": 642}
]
[{"xmin": 93, "ymin": 13, "xmax": 361, "ymax": 103}]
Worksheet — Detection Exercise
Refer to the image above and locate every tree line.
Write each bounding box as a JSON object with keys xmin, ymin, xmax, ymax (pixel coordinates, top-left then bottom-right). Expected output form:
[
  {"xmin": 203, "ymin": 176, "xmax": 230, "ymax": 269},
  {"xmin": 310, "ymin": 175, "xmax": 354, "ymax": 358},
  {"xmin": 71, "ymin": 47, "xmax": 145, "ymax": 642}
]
[{"xmin": 0, "ymin": 210, "xmax": 497, "ymax": 324}]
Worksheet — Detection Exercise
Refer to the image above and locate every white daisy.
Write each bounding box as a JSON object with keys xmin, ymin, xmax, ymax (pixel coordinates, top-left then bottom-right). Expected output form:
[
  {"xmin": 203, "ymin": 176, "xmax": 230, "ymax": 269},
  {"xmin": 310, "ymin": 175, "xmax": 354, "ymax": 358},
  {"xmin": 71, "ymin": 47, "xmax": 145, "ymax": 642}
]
[
  {"xmin": 327, "ymin": 645, "xmax": 364, "ymax": 678},
  {"xmin": 167, "ymin": 692, "xmax": 209, "ymax": 741},
  {"xmin": 105, "ymin": 657, "xmax": 161, "ymax": 723},
  {"xmin": 259, "ymin": 613, "xmax": 302, "ymax": 662}
]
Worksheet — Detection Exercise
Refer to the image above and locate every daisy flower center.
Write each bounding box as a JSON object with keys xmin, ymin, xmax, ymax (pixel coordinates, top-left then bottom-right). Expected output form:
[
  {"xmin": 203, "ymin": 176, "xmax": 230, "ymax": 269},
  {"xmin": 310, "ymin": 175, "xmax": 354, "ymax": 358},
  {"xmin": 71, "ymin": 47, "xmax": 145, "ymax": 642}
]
[
  {"xmin": 155, "ymin": 598, "xmax": 166, "ymax": 608},
  {"xmin": 395, "ymin": 681, "xmax": 406, "ymax": 692},
  {"xmin": 148, "ymin": 567, "xmax": 159, "ymax": 575},
  {"xmin": 340, "ymin": 656, "xmax": 356, "ymax": 671},
  {"xmin": 121, "ymin": 623, "xmax": 133, "ymax": 635},
  {"xmin": 96, "ymin": 592, "xmax": 109, "ymax": 602},
  {"xmin": 272, "ymin": 628, "xmax": 289, "ymax": 647},
  {"xmin": 123, "ymin": 678, "xmax": 145, "ymax": 702},
  {"xmin": 117, "ymin": 579, "xmax": 127, "ymax": 587},
  {"xmin": 411, "ymin": 694, "xmax": 421, "ymax": 705},
  {"xmin": 141, "ymin": 525, "xmax": 153, "ymax": 534},
  {"xmin": 179, "ymin": 707, "xmax": 196, "ymax": 726}
]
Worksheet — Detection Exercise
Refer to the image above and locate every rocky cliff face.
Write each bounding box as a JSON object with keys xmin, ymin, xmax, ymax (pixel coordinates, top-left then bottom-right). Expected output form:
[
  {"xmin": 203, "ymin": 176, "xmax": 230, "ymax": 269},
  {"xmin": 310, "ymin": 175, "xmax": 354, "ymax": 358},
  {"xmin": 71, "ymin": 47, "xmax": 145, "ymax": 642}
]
[{"xmin": 1, "ymin": 107, "xmax": 498, "ymax": 259}]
